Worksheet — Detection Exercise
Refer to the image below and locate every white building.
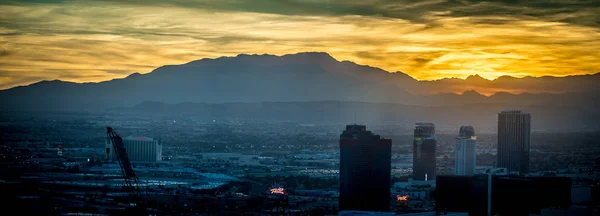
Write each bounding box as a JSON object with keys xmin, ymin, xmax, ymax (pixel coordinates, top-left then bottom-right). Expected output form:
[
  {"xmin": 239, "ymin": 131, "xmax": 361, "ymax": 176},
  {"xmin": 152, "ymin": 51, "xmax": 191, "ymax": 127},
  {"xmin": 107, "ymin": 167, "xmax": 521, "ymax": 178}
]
[
  {"xmin": 455, "ymin": 126, "xmax": 476, "ymax": 176},
  {"xmin": 106, "ymin": 136, "xmax": 162, "ymax": 162}
]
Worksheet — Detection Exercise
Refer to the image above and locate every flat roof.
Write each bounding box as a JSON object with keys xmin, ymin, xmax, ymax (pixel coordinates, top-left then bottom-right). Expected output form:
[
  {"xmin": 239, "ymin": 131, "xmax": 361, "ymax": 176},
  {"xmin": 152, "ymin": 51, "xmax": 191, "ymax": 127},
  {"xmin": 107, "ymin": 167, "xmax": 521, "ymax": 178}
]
[
  {"xmin": 123, "ymin": 136, "xmax": 155, "ymax": 141},
  {"xmin": 500, "ymin": 110, "xmax": 529, "ymax": 114},
  {"xmin": 415, "ymin": 123, "xmax": 435, "ymax": 126}
]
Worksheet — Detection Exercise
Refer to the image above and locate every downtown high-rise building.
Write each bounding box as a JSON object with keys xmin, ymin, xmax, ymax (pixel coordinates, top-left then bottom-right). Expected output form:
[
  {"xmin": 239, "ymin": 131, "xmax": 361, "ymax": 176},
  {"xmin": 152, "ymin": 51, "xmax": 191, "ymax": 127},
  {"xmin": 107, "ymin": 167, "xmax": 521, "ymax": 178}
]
[
  {"xmin": 413, "ymin": 123, "xmax": 436, "ymax": 181},
  {"xmin": 497, "ymin": 110, "xmax": 531, "ymax": 174},
  {"xmin": 339, "ymin": 124, "xmax": 392, "ymax": 212},
  {"xmin": 455, "ymin": 126, "xmax": 476, "ymax": 176}
]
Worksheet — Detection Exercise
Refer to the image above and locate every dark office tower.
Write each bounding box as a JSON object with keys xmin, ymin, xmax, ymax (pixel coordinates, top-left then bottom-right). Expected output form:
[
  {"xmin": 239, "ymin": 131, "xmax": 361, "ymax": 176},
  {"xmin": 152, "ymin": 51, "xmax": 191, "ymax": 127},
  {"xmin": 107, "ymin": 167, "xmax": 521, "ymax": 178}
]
[
  {"xmin": 413, "ymin": 123, "xmax": 436, "ymax": 181},
  {"xmin": 497, "ymin": 110, "xmax": 531, "ymax": 174},
  {"xmin": 339, "ymin": 124, "xmax": 392, "ymax": 212}
]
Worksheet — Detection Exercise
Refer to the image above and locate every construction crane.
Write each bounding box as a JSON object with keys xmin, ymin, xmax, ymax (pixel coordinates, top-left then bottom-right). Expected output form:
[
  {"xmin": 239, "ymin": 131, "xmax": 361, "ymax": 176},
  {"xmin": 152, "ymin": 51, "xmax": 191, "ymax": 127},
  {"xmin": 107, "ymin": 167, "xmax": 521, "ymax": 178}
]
[{"xmin": 106, "ymin": 127, "xmax": 149, "ymax": 206}]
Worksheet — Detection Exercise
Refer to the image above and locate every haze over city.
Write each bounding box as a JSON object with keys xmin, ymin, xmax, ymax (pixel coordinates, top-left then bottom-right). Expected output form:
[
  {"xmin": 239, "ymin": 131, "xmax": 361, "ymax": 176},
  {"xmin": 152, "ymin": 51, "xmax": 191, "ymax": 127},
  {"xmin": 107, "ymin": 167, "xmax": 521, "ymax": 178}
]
[{"xmin": 1, "ymin": 0, "xmax": 599, "ymax": 215}]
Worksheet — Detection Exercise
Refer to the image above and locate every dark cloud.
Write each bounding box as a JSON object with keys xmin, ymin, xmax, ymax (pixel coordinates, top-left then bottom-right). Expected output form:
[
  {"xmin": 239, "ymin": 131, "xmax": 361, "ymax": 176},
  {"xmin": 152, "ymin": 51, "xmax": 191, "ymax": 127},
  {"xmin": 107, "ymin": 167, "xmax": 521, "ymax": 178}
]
[
  {"xmin": 414, "ymin": 57, "xmax": 432, "ymax": 66},
  {"xmin": 442, "ymin": 1, "xmax": 599, "ymax": 26},
  {"xmin": 0, "ymin": 49, "xmax": 11, "ymax": 57},
  {"xmin": 76, "ymin": 1, "xmax": 600, "ymax": 27},
  {"xmin": 2, "ymin": 0, "xmax": 598, "ymax": 28}
]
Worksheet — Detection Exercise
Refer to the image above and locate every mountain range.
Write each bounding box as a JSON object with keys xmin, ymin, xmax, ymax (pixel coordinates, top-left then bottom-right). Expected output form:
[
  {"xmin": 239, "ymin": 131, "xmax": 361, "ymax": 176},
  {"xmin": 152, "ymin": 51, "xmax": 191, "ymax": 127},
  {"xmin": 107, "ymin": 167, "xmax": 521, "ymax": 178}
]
[{"xmin": 0, "ymin": 52, "xmax": 598, "ymax": 130}]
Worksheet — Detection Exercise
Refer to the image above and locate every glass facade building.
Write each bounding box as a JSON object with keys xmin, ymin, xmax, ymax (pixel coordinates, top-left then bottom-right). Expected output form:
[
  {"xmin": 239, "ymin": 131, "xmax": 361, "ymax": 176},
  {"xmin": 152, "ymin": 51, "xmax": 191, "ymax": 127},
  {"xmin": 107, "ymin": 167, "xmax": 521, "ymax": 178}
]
[
  {"xmin": 339, "ymin": 124, "xmax": 392, "ymax": 211},
  {"xmin": 413, "ymin": 123, "xmax": 436, "ymax": 181},
  {"xmin": 497, "ymin": 110, "xmax": 531, "ymax": 174}
]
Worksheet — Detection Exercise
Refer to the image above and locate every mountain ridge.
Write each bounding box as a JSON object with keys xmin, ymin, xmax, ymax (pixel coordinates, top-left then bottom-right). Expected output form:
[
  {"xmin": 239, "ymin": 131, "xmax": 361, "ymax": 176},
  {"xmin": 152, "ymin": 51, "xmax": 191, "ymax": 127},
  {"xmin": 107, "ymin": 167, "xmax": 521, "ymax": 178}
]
[
  {"xmin": 0, "ymin": 52, "xmax": 598, "ymax": 112},
  {"xmin": 2, "ymin": 52, "xmax": 598, "ymax": 92}
]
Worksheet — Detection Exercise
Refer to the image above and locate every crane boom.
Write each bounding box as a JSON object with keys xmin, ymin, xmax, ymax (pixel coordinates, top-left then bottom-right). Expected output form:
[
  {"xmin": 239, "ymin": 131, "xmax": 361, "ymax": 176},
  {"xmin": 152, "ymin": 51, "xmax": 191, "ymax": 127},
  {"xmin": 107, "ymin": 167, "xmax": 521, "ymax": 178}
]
[{"xmin": 106, "ymin": 127, "xmax": 146, "ymax": 197}]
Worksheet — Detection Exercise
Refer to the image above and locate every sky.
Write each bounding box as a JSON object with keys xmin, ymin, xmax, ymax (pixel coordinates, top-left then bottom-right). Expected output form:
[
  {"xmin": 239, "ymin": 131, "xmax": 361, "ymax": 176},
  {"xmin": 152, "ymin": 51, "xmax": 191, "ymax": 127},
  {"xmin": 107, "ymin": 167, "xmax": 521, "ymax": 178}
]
[{"xmin": 0, "ymin": 0, "xmax": 599, "ymax": 90}]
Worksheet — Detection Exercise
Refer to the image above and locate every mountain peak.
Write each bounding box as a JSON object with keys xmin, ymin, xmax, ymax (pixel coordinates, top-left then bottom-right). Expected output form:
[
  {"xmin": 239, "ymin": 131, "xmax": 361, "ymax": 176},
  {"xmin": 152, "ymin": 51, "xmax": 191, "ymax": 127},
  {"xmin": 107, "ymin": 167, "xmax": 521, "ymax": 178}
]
[
  {"xmin": 495, "ymin": 75, "xmax": 515, "ymax": 81},
  {"xmin": 32, "ymin": 79, "xmax": 74, "ymax": 86},
  {"xmin": 461, "ymin": 90, "xmax": 484, "ymax": 97},
  {"xmin": 465, "ymin": 74, "xmax": 487, "ymax": 81},
  {"xmin": 285, "ymin": 51, "xmax": 332, "ymax": 57},
  {"xmin": 199, "ymin": 52, "xmax": 338, "ymax": 66},
  {"xmin": 282, "ymin": 52, "xmax": 337, "ymax": 63},
  {"xmin": 126, "ymin": 72, "xmax": 142, "ymax": 78},
  {"xmin": 235, "ymin": 53, "xmax": 276, "ymax": 58}
]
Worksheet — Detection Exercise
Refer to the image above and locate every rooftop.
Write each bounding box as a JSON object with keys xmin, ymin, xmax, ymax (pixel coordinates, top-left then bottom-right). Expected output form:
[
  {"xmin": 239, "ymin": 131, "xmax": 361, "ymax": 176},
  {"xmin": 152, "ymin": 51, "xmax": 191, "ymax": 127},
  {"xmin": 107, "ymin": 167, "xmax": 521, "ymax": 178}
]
[
  {"xmin": 345, "ymin": 124, "xmax": 367, "ymax": 131},
  {"xmin": 123, "ymin": 136, "xmax": 155, "ymax": 141},
  {"xmin": 458, "ymin": 125, "xmax": 475, "ymax": 137},
  {"xmin": 500, "ymin": 109, "xmax": 529, "ymax": 114},
  {"xmin": 415, "ymin": 123, "xmax": 435, "ymax": 127}
]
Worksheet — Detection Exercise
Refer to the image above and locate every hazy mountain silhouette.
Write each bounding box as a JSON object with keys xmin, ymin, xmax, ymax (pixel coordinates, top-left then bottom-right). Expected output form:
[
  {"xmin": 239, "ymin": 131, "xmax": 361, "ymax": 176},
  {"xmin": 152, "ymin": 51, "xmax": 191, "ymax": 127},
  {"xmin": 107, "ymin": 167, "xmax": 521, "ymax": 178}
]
[
  {"xmin": 416, "ymin": 73, "xmax": 600, "ymax": 95},
  {"xmin": 0, "ymin": 52, "xmax": 598, "ymax": 112},
  {"xmin": 110, "ymin": 101, "xmax": 600, "ymax": 132}
]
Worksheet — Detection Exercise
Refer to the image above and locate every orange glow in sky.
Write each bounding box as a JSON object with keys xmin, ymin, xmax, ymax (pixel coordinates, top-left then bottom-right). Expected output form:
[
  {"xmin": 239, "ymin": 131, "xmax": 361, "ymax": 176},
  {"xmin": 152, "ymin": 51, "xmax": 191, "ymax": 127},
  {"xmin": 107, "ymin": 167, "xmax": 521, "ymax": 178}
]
[{"xmin": 1, "ymin": 1, "xmax": 598, "ymax": 90}]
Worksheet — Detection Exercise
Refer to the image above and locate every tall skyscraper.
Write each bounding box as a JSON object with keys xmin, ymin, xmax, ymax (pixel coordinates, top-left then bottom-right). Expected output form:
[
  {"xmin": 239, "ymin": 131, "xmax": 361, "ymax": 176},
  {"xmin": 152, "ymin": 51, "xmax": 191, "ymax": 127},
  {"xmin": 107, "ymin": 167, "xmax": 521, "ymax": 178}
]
[
  {"xmin": 455, "ymin": 126, "xmax": 476, "ymax": 176},
  {"xmin": 339, "ymin": 124, "xmax": 392, "ymax": 211},
  {"xmin": 413, "ymin": 123, "xmax": 436, "ymax": 181},
  {"xmin": 497, "ymin": 110, "xmax": 531, "ymax": 174},
  {"xmin": 106, "ymin": 136, "xmax": 162, "ymax": 162}
]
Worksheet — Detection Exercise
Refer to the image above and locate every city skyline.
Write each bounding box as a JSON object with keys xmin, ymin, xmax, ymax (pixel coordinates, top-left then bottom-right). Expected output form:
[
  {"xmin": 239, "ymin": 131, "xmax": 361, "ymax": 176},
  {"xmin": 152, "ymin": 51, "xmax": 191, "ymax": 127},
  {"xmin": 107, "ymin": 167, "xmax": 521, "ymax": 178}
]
[
  {"xmin": 1, "ymin": 0, "xmax": 600, "ymax": 89},
  {"xmin": 1, "ymin": 1, "xmax": 598, "ymax": 215},
  {"xmin": 2, "ymin": 103, "xmax": 596, "ymax": 214}
]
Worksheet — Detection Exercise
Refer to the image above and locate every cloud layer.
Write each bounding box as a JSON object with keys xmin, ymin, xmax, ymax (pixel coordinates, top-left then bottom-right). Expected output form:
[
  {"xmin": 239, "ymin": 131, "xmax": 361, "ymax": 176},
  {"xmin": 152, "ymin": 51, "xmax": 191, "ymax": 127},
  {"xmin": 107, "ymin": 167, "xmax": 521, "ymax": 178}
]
[{"xmin": 1, "ymin": 0, "xmax": 599, "ymax": 89}]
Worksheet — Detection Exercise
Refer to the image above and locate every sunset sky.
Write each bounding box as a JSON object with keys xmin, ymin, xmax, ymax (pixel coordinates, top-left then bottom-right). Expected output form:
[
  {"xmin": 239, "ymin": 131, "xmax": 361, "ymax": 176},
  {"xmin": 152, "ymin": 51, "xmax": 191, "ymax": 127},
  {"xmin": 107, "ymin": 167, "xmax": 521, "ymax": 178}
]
[{"xmin": 1, "ymin": 0, "xmax": 599, "ymax": 89}]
